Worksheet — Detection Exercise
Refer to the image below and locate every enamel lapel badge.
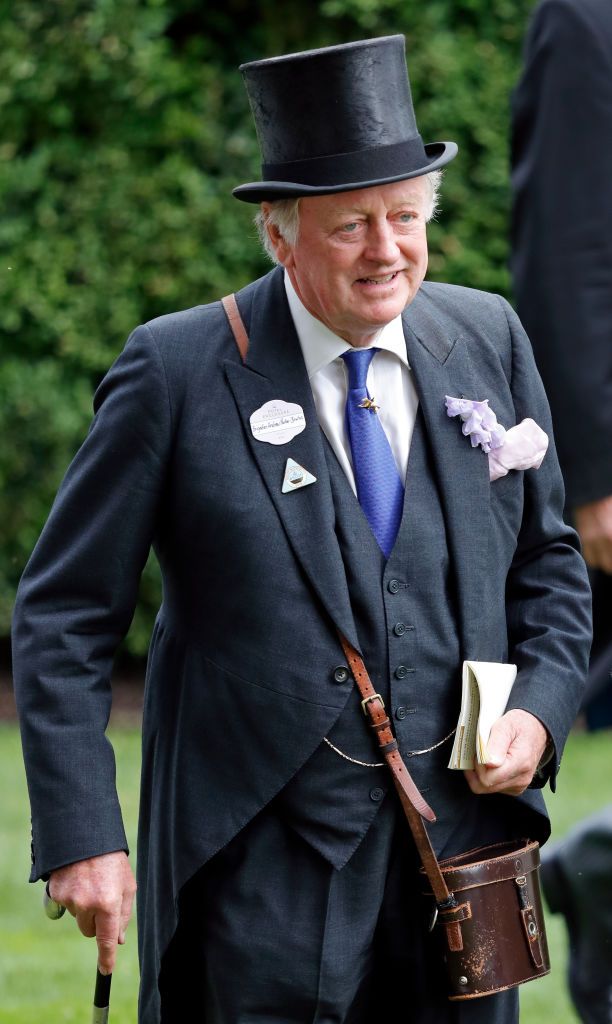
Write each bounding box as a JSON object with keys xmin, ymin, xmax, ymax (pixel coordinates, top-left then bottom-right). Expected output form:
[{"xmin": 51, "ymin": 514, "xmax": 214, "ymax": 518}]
[{"xmin": 282, "ymin": 458, "xmax": 317, "ymax": 493}]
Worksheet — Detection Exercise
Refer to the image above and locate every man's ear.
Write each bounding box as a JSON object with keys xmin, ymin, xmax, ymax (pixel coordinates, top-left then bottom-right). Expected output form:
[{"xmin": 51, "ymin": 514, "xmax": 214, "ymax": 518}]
[{"xmin": 261, "ymin": 204, "xmax": 294, "ymax": 268}]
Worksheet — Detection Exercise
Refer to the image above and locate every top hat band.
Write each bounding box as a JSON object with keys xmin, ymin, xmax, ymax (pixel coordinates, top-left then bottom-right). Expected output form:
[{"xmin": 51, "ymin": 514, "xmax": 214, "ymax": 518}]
[{"xmin": 262, "ymin": 137, "xmax": 431, "ymax": 188}]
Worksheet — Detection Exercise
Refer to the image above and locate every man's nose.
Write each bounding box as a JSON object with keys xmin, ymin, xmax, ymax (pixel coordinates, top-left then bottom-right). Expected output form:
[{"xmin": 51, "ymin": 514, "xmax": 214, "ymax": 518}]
[{"xmin": 363, "ymin": 220, "xmax": 399, "ymax": 264}]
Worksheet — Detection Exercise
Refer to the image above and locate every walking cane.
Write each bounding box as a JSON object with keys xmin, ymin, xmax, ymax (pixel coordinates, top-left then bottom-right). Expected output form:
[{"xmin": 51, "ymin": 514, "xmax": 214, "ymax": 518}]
[{"xmin": 43, "ymin": 883, "xmax": 113, "ymax": 1023}]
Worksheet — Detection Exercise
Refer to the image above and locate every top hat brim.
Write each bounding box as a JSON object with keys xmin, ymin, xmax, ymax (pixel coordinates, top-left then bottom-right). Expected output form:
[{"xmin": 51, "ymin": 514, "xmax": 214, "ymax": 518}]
[{"xmin": 232, "ymin": 141, "xmax": 457, "ymax": 204}]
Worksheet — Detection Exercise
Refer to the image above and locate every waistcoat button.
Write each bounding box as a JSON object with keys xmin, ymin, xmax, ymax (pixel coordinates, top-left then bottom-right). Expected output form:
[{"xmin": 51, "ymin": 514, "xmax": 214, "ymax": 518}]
[
  {"xmin": 394, "ymin": 664, "xmax": 410, "ymax": 679},
  {"xmin": 387, "ymin": 579, "xmax": 400, "ymax": 594},
  {"xmin": 393, "ymin": 622, "xmax": 406, "ymax": 636},
  {"xmin": 369, "ymin": 787, "xmax": 385, "ymax": 802},
  {"xmin": 395, "ymin": 706, "xmax": 408, "ymax": 720}
]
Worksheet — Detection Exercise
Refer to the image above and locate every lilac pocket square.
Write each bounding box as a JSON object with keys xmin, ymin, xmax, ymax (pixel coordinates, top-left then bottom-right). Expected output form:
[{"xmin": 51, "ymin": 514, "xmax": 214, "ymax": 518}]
[
  {"xmin": 445, "ymin": 397, "xmax": 549, "ymax": 481},
  {"xmin": 486, "ymin": 418, "xmax": 548, "ymax": 481}
]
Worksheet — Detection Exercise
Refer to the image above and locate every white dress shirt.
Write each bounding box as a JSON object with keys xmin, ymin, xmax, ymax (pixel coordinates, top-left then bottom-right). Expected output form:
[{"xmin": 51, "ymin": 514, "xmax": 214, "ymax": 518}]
[{"xmin": 284, "ymin": 272, "xmax": 419, "ymax": 495}]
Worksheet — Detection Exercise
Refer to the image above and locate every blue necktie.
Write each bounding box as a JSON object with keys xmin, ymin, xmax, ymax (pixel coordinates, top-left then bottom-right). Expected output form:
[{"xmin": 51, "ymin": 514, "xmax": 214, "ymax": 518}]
[{"xmin": 341, "ymin": 347, "xmax": 404, "ymax": 558}]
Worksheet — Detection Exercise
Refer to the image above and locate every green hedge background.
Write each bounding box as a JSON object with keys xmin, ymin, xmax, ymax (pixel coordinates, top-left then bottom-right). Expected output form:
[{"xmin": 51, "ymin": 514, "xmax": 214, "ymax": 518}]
[{"xmin": 1, "ymin": 0, "xmax": 536, "ymax": 657}]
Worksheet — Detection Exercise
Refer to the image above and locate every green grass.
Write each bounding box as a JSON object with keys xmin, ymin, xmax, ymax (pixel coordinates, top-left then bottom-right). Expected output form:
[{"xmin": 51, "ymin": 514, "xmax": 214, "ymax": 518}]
[
  {"xmin": 0, "ymin": 722, "xmax": 609, "ymax": 1022},
  {"xmin": 0, "ymin": 725, "xmax": 141, "ymax": 1023}
]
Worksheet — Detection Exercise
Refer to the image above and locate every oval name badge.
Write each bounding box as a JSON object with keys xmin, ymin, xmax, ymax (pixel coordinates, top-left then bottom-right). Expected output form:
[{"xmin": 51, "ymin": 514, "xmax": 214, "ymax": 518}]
[{"xmin": 250, "ymin": 399, "xmax": 306, "ymax": 445}]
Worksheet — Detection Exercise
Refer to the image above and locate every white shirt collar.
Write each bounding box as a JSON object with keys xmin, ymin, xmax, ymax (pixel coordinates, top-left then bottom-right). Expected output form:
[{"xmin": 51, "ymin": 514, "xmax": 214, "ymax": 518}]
[{"xmin": 284, "ymin": 271, "xmax": 409, "ymax": 379}]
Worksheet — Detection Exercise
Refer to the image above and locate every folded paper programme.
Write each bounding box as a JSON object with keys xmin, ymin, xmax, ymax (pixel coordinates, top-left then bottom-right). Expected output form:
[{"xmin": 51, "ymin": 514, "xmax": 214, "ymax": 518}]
[{"xmin": 448, "ymin": 661, "xmax": 518, "ymax": 769}]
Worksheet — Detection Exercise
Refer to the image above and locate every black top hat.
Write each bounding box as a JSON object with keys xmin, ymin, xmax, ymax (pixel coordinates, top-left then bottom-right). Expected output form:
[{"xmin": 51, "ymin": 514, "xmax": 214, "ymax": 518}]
[{"xmin": 233, "ymin": 35, "xmax": 457, "ymax": 203}]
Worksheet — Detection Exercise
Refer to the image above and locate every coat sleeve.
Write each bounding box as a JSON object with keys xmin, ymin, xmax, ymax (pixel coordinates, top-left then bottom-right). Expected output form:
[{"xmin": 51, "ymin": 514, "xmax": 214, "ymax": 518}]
[
  {"xmin": 12, "ymin": 324, "xmax": 173, "ymax": 881},
  {"xmin": 510, "ymin": 0, "xmax": 612, "ymax": 506},
  {"xmin": 498, "ymin": 296, "xmax": 592, "ymax": 789}
]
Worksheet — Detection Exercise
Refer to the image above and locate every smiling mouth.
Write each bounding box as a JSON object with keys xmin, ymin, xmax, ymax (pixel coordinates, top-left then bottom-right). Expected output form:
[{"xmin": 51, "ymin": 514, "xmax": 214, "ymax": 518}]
[{"xmin": 356, "ymin": 271, "xmax": 400, "ymax": 285}]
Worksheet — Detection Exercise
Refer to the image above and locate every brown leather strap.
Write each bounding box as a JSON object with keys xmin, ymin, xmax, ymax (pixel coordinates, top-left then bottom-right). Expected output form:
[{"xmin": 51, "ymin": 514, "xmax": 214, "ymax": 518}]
[
  {"xmin": 221, "ymin": 293, "xmax": 249, "ymax": 363},
  {"xmin": 221, "ymin": 292, "xmax": 456, "ymax": 910},
  {"xmin": 338, "ymin": 635, "xmax": 436, "ymax": 823},
  {"xmin": 338, "ymin": 633, "xmax": 454, "ymax": 907}
]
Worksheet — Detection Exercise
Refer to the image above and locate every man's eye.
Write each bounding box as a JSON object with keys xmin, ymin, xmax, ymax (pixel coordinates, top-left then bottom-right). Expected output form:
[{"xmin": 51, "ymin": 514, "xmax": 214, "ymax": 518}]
[
  {"xmin": 398, "ymin": 212, "xmax": 416, "ymax": 222},
  {"xmin": 341, "ymin": 222, "xmax": 359, "ymax": 233}
]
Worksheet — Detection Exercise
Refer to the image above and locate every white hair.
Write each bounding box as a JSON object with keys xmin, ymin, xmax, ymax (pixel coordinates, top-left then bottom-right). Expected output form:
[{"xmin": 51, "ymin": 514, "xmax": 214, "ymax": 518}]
[{"xmin": 255, "ymin": 170, "xmax": 443, "ymax": 264}]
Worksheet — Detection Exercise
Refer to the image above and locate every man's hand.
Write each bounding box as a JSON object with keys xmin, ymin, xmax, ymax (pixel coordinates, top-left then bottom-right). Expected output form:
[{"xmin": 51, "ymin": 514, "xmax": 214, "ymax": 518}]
[
  {"xmin": 47, "ymin": 851, "xmax": 136, "ymax": 975},
  {"xmin": 574, "ymin": 495, "xmax": 612, "ymax": 573},
  {"xmin": 464, "ymin": 709, "xmax": 549, "ymax": 796}
]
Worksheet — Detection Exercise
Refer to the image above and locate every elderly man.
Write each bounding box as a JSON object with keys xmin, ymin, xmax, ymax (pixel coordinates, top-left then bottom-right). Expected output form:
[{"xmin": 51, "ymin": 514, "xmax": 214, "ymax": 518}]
[{"xmin": 13, "ymin": 35, "xmax": 590, "ymax": 1024}]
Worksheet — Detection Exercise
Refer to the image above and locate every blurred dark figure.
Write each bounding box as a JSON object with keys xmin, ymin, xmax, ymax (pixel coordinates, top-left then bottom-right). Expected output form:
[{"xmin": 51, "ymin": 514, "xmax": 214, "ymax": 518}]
[
  {"xmin": 511, "ymin": 3, "xmax": 612, "ymax": 1020},
  {"xmin": 511, "ymin": 0, "xmax": 612, "ymax": 733},
  {"xmin": 540, "ymin": 806, "xmax": 612, "ymax": 1024}
]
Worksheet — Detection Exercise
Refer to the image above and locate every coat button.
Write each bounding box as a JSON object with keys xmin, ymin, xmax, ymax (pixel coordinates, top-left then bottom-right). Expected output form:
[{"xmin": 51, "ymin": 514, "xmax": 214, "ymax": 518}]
[
  {"xmin": 395, "ymin": 706, "xmax": 416, "ymax": 719},
  {"xmin": 333, "ymin": 666, "xmax": 350, "ymax": 683},
  {"xmin": 370, "ymin": 787, "xmax": 385, "ymax": 802},
  {"xmin": 387, "ymin": 579, "xmax": 400, "ymax": 594},
  {"xmin": 393, "ymin": 622, "xmax": 406, "ymax": 636}
]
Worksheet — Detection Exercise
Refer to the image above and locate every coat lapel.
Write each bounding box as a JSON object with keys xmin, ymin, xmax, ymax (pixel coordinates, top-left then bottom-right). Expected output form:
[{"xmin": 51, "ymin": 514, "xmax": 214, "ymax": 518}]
[
  {"xmin": 403, "ymin": 297, "xmax": 491, "ymax": 660},
  {"xmin": 224, "ymin": 270, "xmax": 360, "ymax": 652}
]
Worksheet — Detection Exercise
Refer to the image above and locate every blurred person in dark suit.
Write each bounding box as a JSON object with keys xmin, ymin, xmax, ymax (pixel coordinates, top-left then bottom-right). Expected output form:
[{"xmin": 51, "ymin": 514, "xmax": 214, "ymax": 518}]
[
  {"xmin": 511, "ymin": 2, "xmax": 612, "ymax": 1020},
  {"xmin": 511, "ymin": 0, "xmax": 612, "ymax": 732},
  {"xmin": 539, "ymin": 804, "xmax": 612, "ymax": 1024}
]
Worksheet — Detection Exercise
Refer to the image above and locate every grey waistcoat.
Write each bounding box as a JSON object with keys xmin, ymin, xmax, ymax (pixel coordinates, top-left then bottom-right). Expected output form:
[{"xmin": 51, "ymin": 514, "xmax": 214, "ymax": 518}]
[{"xmin": 277, "ymin": 411, "xmax": 469, "ymax": 868}]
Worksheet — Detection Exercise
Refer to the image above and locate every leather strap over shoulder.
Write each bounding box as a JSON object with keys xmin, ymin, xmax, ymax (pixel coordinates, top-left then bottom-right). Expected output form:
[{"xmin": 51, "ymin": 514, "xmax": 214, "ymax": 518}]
[{"xmin": 222, "ymin": 293, "xmax": 249, "ymax": 363}]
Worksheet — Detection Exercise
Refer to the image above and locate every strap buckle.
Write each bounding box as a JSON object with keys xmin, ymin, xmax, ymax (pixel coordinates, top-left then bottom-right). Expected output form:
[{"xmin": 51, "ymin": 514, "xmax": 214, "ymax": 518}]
[{"xmin": 360, "ymin": 692, "xmax": 385, "ymax": 715}]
